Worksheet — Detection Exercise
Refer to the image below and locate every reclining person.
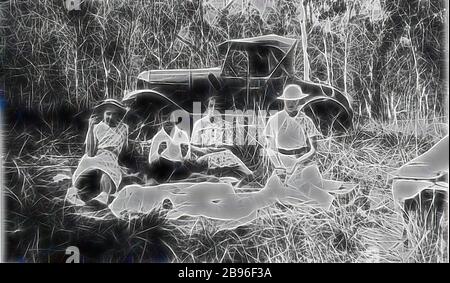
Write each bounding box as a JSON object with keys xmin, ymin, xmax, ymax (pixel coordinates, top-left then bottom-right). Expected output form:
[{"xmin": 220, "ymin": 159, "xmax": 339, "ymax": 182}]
[
  {"xmin": 190, "ymin": 96, "xmax": 252, "ymax": 178},
  {"xmin": 66, "ymin": 99, "xmax": 129, "ymax": 206}
]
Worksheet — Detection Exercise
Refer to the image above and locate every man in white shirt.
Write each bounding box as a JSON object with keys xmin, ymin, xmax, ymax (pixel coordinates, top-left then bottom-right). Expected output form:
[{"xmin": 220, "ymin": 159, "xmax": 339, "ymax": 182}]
[
  {"xmin": 264, "ymin": 84, "xmax": 321, "ymax": 173},
  {"xmin": 263, "ymin": 84, "xmax": 342, "ymax": 209}
]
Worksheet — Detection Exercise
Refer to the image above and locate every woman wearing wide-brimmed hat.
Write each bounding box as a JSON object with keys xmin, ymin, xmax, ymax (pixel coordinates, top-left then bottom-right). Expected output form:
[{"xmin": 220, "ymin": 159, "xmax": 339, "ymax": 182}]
[{"xmin": 66, "ymin": 99, "xmax": 129, "ymax": 206}]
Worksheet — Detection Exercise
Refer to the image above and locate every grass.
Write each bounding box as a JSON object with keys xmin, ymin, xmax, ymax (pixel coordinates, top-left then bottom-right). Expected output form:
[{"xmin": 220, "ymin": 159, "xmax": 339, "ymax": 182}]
[
  {"xmin": 1, "ymin": 0, "xmax": 447, "ymax": 263},
  {"xmin": 2, "ymin": 0, "xmax": 445, "ymax": 118},
  {"xmin": 4, "ymin": 116, "xmax": 448, "ymax": 263}
]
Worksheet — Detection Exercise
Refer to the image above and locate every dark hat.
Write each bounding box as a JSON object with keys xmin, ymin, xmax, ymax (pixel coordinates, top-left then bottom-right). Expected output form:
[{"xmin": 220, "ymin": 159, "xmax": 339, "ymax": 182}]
[{"xmin": 93, "ymin": 99, "xmax": 128, "ymax": 116}]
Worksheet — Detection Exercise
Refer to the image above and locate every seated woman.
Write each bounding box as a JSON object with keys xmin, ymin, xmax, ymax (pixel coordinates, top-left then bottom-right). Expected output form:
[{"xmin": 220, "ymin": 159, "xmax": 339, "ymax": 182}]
[
  {"xmin": 190, "ymin": 96, "xmax": 252, "ymax": 178},
  {"xmin": 145, "ymin": 120, "xmax": 201, "ymax": 183},
  {"xmin": 66, "ymin": 99, "xmax": 129, "ymax": 206}
]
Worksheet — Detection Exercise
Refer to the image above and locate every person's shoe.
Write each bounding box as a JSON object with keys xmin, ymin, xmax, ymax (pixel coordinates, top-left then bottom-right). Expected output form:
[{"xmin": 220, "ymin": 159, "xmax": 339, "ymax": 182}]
[
  {"xmin": 65, "ymin": 187, "xmax": 86, "ymax": 206},
  {"xmin": 91, "ymin": 192, "xmax": 109, "ymax": 205}
]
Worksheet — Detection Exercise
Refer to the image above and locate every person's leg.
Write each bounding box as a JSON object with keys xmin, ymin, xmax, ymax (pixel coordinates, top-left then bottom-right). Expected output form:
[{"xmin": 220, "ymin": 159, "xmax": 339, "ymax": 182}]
[
  {"xmin": 199, "ymin": 150, "xmax": 253, "ymax": 176},
  {"xmin": 223, "ymin": 150, "xmax": 253, "ymax": 176},
  {"xmin": 147, "ymin": 158, "xmax": 177, "ymax": 184},
  {"xmin": 67, "ymin": 170, "xmax": 102, "ymax": 206},
  {"xmin": 101, "ymin": 172, "xmax": 115, "ymax": 193},
  {"xmin": 171, "ymin": 161, "xmax": 192, "ymax": 181},
  {"xmin": 65, "ymin": 186, "xmax": 86, "ymax": 206},
  {"xmin": 284, "ymin": 167, "xmax": 335, "ymax": 209},
  {"xmin": 266, "ymin": 149, "xmax": 283, "ymax": 170},
  {"xmin": 184, "ymin": 159, "xmax": 208, "ymax": 173},
  {"xmin": 92, "ymin": 172, "xmax": 115, "ymax": 205}
]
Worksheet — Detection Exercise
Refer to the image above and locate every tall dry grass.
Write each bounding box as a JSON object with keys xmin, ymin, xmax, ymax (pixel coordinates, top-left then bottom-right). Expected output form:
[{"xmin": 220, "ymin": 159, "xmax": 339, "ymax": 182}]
[
  {"xmin": 1, "ymin": 0, "xmax": 446, "ymax": 120},
  {"xmin": 3, "ymin": 111, "xmax": 447, "ymax": 262}
]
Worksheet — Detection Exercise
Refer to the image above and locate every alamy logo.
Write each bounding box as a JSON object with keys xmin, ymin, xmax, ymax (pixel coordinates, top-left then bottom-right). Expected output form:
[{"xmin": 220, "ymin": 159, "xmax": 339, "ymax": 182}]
[
  {"xmin": 65, "ymin": 0, "xmax": 81, "ymax": 11},
  {"xmin": 65, "ymin": 246, "xmax": 80, "ymax": 263}
]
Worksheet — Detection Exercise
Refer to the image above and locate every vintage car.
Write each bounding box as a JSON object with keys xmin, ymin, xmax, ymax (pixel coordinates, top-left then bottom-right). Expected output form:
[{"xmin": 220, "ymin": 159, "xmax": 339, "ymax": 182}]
[{"xmin": 123, "ymin": 34, "xmax": 353, "ymax": 138}]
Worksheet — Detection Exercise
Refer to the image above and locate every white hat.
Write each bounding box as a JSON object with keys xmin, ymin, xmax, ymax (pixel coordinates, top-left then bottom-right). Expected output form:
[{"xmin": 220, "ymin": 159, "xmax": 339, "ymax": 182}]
[{"xmin": 277, "ymin": 84, "xmax": 309, "ymax": 101}]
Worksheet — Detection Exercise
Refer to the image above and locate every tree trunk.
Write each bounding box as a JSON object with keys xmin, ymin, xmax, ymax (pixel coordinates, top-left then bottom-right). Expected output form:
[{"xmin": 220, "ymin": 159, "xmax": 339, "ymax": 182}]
[
  {"xmin": 298, "ymin": 0, "xmax": 310, "ymax": 81},
  {"xmin": 370, "ymin": 0, "xmax": 422, "ymax": 121}
]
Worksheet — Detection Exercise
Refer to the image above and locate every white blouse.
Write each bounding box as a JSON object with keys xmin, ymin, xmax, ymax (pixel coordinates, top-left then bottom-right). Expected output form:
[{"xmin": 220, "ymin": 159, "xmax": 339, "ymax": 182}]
[{"xmin": 149, "ymin": 126, "xmax": 191, "ymax": 163}]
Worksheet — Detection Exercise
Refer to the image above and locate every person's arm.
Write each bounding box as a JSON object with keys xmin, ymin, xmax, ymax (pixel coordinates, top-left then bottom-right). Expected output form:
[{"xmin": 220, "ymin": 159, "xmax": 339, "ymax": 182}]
[
  {"xmin": 135, "ymin": 137, "xmax": 152, "ymax": 156},
  {"xmin": 190, "ymin": 144, "xmax": 214, "ymax": 155},
  {"xmin": 190, "ymin": 120, "xmax": 213, "ymax": 155},
  {"xmin": 292, "ymin": 116, "xmax": 321, "ymax": 164},
  {"xmin": 121, "ymin": 124, "xmax": 130, "ymax": 154},
  {"xmin": 263, "ymin": 117, "xmax": 286, "ymax": 171},
  {"xmin": 265, "ymin": 135, "xmax": 276, "ymax": 149},
  {"xmin": 180, "ymin": 144, "xmax": 190, "ymax": 159},
  {"xmin": 289, "ymin": 135, "xmax": 318, "ymax": 174},
  {"xmin": 148, "ymin": 131, "xmax": 165, "ymax": 164},
  {"xmin": 86, "ymin": 116, "xmax": 99, "ymax": 157},
  {"xmin": 301, "ymin": 135, "xmax": 317, "ymax": 161},
  {"xmin": 190, "ymin": 120, "xmax": 202, "ymax": 146},
  {"xmin": 148, "ymin": 139, "xmax": 158, "ymax": 164},
  {"xmin": 263, "ymin": 118, "xmax": 276, "ymax": 150},
  {"xmin": 178, "ymin": 129, "xmax": 192, "ymax": 160}
]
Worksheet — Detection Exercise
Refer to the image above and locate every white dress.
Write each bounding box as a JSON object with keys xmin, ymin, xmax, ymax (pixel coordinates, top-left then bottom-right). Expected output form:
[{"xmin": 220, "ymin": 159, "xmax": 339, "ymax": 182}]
[{"xmin": 72, "ymin": 121, "xmax": 128, "ymax": 189}]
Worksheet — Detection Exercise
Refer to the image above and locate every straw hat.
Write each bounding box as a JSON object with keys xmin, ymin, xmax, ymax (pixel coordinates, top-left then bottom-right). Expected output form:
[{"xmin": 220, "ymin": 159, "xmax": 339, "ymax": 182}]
[
  {"xmin": 277, "ymin": 84, "xmax": 309, "ymax": 101},
  {"xmin": 93, "ymin": 99, "xmax": 127, "ymax": 116}
]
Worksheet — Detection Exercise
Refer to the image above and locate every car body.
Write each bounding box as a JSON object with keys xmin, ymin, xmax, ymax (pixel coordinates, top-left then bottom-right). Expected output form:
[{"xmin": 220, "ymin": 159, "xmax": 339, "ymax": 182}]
[{"xmin": 123, "ymin": 34, "xmax": 353, "ymax": 135}]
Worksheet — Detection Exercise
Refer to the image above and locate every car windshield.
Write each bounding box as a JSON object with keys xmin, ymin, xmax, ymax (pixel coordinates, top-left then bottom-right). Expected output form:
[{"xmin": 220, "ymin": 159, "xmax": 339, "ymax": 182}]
[
  {"xmin": 222, "ymin": 45, "xmax": 286, "ymax": 78},
  {"xmin": 248, "ymin": 47, "xmax": 283, "ymax": 77},
  {"xmin": 222, "ymin": 49, "xmax": 249, "ymax": 77}
]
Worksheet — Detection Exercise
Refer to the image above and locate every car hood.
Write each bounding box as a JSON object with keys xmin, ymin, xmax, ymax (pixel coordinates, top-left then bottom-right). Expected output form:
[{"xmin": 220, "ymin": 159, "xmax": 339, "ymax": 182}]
[{"xmin": 137, "ymin": 67, "xmax": 222, "ymax": 85}]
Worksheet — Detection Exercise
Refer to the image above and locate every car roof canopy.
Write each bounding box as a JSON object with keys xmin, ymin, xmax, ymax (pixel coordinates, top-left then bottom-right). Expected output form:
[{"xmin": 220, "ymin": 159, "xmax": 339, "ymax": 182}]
[
  {"xmin": 219, "ymin": 34, "xmax": 297, "ymax": 77},
  {"xmin": 219, "ymin": 34, "xmax": 297, "ymax": 54}
]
